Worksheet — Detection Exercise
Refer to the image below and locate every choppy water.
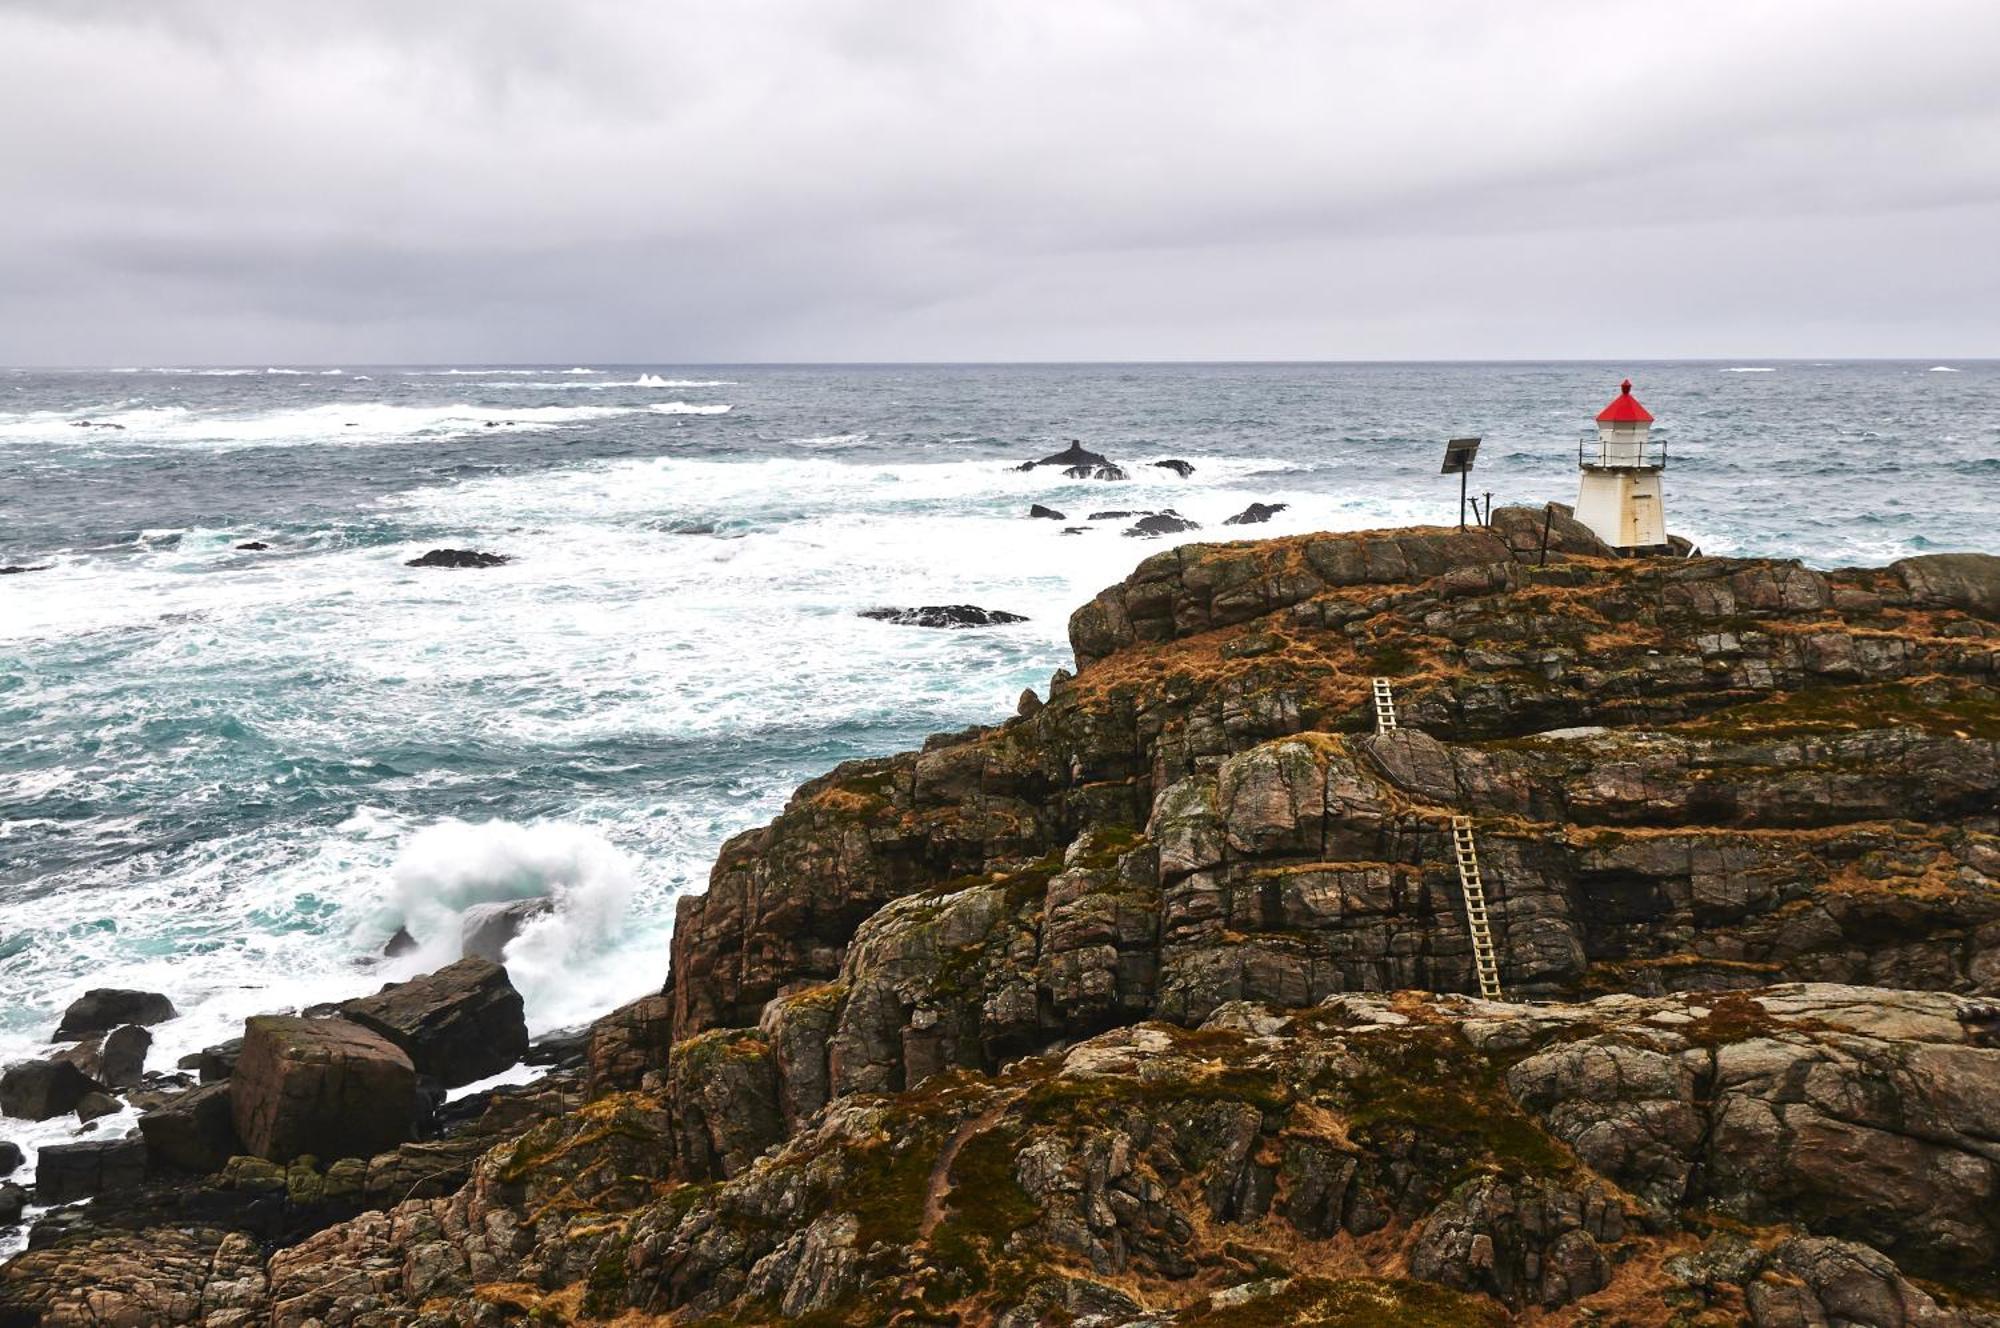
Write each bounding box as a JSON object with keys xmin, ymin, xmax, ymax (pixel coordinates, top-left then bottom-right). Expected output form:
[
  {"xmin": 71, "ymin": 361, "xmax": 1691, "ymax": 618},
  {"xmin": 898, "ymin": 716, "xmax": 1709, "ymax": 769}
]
[{"xmin": 1, "ymin": 360, "xmax": 1994, "ymax": 1182}]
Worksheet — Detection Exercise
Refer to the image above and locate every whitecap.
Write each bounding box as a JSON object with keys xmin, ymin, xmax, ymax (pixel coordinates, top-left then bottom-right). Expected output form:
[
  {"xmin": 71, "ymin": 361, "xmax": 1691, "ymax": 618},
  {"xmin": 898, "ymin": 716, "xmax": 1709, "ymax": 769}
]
[
  {"xmin": 561, "ymin": 367, "xmax": 602, "ymax": 375},
  {"xmin": 649, "ymin": 401, "xmax": 732, "ymax": 415},
  {"xmin": 1928, "ymin": 365, "xmax": 1961, "ymax": 372},
  {"xmin": 1722, "ymin": 366, "xmax": 1775, "ymax": 373}
]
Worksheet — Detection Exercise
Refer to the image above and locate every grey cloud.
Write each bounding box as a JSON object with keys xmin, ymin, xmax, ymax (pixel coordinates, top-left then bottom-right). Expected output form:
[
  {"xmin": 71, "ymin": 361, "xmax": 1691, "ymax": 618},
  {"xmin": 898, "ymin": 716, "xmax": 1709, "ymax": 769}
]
[{"xmin": 1, "ymin": 0, "xmax": 1996, "ymax": 362}]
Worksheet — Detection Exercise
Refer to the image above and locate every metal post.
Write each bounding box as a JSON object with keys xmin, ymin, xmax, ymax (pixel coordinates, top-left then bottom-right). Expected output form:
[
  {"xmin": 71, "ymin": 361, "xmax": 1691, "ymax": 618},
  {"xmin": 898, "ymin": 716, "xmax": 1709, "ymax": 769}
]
[
  {"xmin": 1459, "ymin": 469, "xmax": 1468, "ymax": 528},
  {"xmin": 1482, "ymin": 491, "xmax": 1492, "ymax": 526},
  {"xmin": 1538, "ymin": 502, "xmax": 1555, "ymax": 567}
]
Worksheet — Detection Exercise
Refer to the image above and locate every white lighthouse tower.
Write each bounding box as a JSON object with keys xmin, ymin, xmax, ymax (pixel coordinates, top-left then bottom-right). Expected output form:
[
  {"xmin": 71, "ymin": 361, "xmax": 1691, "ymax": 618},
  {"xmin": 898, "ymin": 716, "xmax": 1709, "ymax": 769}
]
[{"xmin": 1574, "ymin": 378, "xmax": 1668, "ymax": 552}]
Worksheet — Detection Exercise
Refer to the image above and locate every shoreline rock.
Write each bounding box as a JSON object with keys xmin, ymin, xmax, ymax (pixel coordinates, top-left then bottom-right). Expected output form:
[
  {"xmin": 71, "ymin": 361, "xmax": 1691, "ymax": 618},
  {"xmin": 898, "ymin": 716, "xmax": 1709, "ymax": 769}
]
[{"xmin": 859, "ymin": 605, "xmax": 1028, "ymax": 628}]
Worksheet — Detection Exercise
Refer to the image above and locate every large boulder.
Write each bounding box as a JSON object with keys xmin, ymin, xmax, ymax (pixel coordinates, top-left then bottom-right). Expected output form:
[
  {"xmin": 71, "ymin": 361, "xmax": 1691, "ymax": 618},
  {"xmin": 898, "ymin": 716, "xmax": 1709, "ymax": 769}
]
[
  {"xmin": 1487, "ymin": 502, "xmax": 1616, "ymax": 560},
  {"xmin": 1, "ymin": 1057, "xmax": 104, "ymax": 1121},
  {"xmin": 35, "ymin": 1137, "xmax": 147, "ymax": 1203},
  {"xmin": 137, "ymin": 1081, "xmax": 241, "ymax": 1175},
  {"xmin": 339, "ymin": 958, "xmax": 528, "ymax": 1088},
  {"xmin": 230, "ymin": 1016, "xmax": 416, "ymax": 1163},
  {"xmin": 1892, "ymin": 552, "xmax": 2000, "ymax": 618},
  {"xmin": 53, "ymin": 989, "xmax": 176, "ymax": 1040},
  {"xmin": 176, "ymin": 1037, "xmax": 242, "ymax": 1084},
  {"xmin": 0, "ymin": 1141, "xmax": 21, "ymax": 1176}
]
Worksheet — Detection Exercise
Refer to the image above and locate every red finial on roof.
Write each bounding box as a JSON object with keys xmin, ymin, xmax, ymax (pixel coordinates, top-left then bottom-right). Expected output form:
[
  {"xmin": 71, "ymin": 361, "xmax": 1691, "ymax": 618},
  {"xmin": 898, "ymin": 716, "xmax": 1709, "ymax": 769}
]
[{"xmin": 1596, "ymin": 377, "xmax": 1653, "ymax": 424}]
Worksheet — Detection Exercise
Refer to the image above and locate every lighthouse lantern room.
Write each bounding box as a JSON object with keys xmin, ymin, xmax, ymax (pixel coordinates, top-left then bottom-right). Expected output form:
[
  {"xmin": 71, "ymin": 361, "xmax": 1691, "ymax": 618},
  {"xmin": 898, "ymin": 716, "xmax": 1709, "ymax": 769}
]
[{"xmin": 1574, "ymin": 378, "xmax": 1668, "ymax": 552}]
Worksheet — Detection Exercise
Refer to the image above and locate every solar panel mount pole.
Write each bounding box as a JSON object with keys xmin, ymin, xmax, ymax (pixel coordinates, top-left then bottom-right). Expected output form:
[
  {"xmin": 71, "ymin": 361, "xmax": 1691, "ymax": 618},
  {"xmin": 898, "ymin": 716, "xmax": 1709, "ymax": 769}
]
[{"xmin": 1460, "ymin": 468, "xmax": 1468, "ymax": 528}]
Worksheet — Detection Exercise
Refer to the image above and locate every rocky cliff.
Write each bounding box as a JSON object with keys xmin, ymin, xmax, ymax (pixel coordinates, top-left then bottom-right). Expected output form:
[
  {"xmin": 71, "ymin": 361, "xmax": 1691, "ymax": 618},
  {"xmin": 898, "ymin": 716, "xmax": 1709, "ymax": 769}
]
[{"xmin": 5, "ymin": 518, "xmax": 1998, "ymax": 1327}]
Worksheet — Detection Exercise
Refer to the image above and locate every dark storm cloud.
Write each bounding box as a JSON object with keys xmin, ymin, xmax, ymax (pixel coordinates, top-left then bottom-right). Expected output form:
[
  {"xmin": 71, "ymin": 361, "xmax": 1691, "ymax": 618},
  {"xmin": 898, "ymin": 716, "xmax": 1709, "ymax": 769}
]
[{"xmin": 2, "ymin": 0, "xmax": 1996, "ymax": 362}]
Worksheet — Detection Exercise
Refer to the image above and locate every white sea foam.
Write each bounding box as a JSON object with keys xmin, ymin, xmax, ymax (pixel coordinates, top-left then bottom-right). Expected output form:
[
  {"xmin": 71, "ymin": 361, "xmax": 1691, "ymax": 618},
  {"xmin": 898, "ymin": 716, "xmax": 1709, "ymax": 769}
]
[
  {"xmin": 649, "ymin": 401, "xmax": 733, "ymax": 415},
  {"xmin": 1723, "ymin": 366, "xmax": 1776, "ymax": 373},
  {"xmin": 484, "ymin": 376, "xmax": 737, "ymax": 390},
  {"xmin": 1929, "ymin": 365, "xmax": 1961, "ymax": 372},
  {"xmin": 562, "ymin": 367, "xmax": 601, "ymax": 375},
  {"xmin": 0, "ymin": 402, "xmax": 642, "ymax": 448}
]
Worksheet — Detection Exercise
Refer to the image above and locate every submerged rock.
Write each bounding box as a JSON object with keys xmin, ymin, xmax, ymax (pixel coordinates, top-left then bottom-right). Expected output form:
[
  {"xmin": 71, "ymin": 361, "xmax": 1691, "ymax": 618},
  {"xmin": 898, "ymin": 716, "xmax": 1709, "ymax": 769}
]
[
  {"xmin": 859, "ymin": 605, "xmax": 1029, "ymax": 628},
  {"xmin": 1022, "ymin": 440, "xmax": 1112, "ymax": 470},
  {"xmin": 404, "ymin": 548, "xmax": 510, "ymax": 569},
  {"xmin": 235, "ymin": 540, "xmax": 270, "ymax": 551},
  {"xmin": 54, "ymin": 988, "xmax": 176, "ymax": 1040},
  {"xmin": 1028, "ymin": 503, "xmax": 1066, "ymax": 520},
  {"xmin": 1064, "ymin": 461, "xmax": 1128, "ymax": 480},
  {"xmin": 459, "ymin": 898, "xmax": 553, "ymax": 963},
  {"xmin": 1223, "ymin": 501, "xmax": 1288, "ymax": 525},
  {"xmin": 0, "ymin": 565, "xmax": 50, "ymax": 575},
  {"xmin": 1153, "ymin": 458, "xmax": 1196, "ymax": 477}
]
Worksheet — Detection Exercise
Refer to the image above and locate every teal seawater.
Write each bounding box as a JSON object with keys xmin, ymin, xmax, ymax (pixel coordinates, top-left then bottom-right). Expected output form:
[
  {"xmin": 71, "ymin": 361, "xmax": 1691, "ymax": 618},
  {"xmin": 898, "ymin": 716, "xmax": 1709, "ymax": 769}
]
[{"xmin": 1, "ymin": 361, "xmax": 1994, "ymax": 1085}]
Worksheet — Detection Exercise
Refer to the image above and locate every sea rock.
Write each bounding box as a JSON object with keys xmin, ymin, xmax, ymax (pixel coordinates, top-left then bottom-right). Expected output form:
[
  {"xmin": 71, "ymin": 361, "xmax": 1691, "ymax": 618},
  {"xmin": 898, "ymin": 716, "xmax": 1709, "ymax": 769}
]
[
  {"xmin": 54, "ymin": 988, "xmax": 176, "ymax": 1040},
  {"xmin": 1153, "ymin": 458, "xmax": 1195, "ymax": 477},
  {"xmin": 1064, "ymin": 461, "xmax": 1128, "ymax": 481},
  {"xmin": 137, "ymin": 1080, "xmax": 241, "ymax": 1174},
  {"xmin": 176, "ymin": 1037, "xmax": 242, "ymax": 1084},
  {"xmin": 1223, "ymin": 501, "xmax": 1288, "ymax": 526},
  {"xmin": 458, "ymin": 897, "xmax": 553, "ymax": 962},
  {"xmin": 383, "ymin": 925, "xmax": 418, "ymax": 958},
  {"xmin": 35, "ymin": 1137, "xmax": 147, "ymax": 1204},
  {"xmin": 403, "ymin": 548, "xmax": 510, "ymax": 569},
  {"xmin": 0, "ymin": 1182, "xmax": 23, "ymax": 1225},
  {"xmin": 1021, "ymin": 440, "xmax": 1113, "ymax": 471},
  {"xmin": 230, "ymin": 1016, "xmax": 417, "ymax": 1162},
  {"xmin": 235, "ymin": 541, "xmax": 270, "ymax": 551},
  {"xmin": 859, "ymin": 605, "xmax": 1029, "ymax": 628},
  {"xmin": 63, "ymin": 1024, "xmax": 152, "ymax": 1088},
  {"xmin": 74, "ymin": 1090, "xmax": 121, "ymax": 1123},
  {"xmin": 0, "ymin": 1057, "xmax": 104, "ymax": 1121},
  {"xmin": 0, "ymin": 1141, "xmax": 21, "ymax": 1176},
  {"xmin": 1124, "ymin": 511, "xmax": 1200, "ymax": 537},
  {"xmin": 0, "ymin": 565, "xmax": 51, "ymax": 575},
  {"xmin": 1029, "ymin": 504, "xmax": 1067, "ymax": 520},
  {"xmin": 339, "ymin": 958, "xmax": 529, "ymax": 1088}
]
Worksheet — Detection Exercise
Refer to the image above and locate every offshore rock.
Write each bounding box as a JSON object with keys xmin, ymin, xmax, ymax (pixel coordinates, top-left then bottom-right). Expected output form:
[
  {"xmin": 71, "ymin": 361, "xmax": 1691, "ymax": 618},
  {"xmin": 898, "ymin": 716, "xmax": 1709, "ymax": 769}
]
[
  {"xmin": 1124, "ymin": 511, "xmax": 1199, "ymax": 538},
  {"xmin": 860, "ymin": 604, "xmax": 1029, "ymax": 628},
  {"xmin": 1223, "ymin": 500, "xmax": 1288, "ymax": 525},
  {"xmin": 230, "ymin": 1016, "xmax": 416, "ymax": 1162},
  {"xmin": 1153, "ymin": 458, "xmax": 1196, "ymax": 477},
  {"xmin": 404, "ymin": 548, "xmax": 509, "ymax": 569},
  {"xmin": 457, "ymin": 898, "xmax": 552, "ymax": 962},
  {"xmin": 339, "ymin": 958, "xmax": 528, "ymax": 1088},
  {"xmin": 1029, "ymin": 503, "xmax": 1066, "ymax": 520}
]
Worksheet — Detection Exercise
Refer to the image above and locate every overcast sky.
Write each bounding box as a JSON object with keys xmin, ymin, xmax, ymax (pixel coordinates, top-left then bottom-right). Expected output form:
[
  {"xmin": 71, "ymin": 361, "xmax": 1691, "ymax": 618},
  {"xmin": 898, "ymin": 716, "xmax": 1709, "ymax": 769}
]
[{"xmin": 3, "ymin": 1, "xmax": 1996, "ymax": 364}]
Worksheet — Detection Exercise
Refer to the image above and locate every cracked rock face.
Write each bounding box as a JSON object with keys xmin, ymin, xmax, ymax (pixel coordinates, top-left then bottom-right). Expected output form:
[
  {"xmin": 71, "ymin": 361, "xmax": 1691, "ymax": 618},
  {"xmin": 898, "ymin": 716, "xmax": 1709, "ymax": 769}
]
[{"xmin": 5, "ymin": 527, "xmax": 1997, "ymax": 1326}]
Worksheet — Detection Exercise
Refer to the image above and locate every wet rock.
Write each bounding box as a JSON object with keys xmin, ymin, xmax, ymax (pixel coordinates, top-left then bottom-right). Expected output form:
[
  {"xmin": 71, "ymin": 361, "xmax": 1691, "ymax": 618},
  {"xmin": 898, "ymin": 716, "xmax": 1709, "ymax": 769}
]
[
  {"xmin": 64, "ymin": 1024, "xmax": 152, "ymax": 1088},
  {"xmin": 230, "ymin": 1016, "xmax": 416, "ymax": 1162},
  {"xmin": 1153, "ymin": 459, "xmax": 1195, "ymax": 477},
  {"xmin": 137, "ymin": 1080, "xmax": 241, "ymax": 1174},
  {"xmin": 1124, "ymin": 511, "xmax": 1199, "ymax": 538},
  {"xmin": 1, "ymin": 1057, "xmax": 104, "ymax": 1121},
  {"xmin": 54, "ymin": 988, "xmax": 176, "ymax": 1039},
  {"xmin": 0, "ymin": 1141, "xmax": 20, "ymax": 1176},
  {"xmin": 235, "ymin": 541, "xmax": 270, "ymax": 551},
  {"xmin": 458, "ymin": 898, "xmax": 552, "ymax": 962},
  {"xmin": 176, "ymin": 1037, "xmax": 242, "ymax": 1084},
  {"xmin": 404, "ymin": 548, "xmax": 510, "ymax": 569},
  {"xmin": 74, "ymin": 1091, "xmax": 121, "ymax": 1124},
  {"xmin": 1065, "ymin": 461, "xmax": 1128, "ymax": 480},
  {"xmin": 339, "ymin": 958, "xmax": 528, "ymax": 1088},
  {"xmin": 1223, "ymin": 501, "xmax": 1288, "ymax": 526},
  {"xmin": 0, "ymin": 1182, "xmax": 23, "ymax": 1225},
  {"xmin": 859, "ymin": 605, "xmax": 1029, "ymax": 628},
  {"xmin": 1029, "ymin": 504, "xmax": 1066, "ymax": 520},
  {"xmin": 382, "ymin": 925, "xmax": 418, "ymax": 957},
  {"xmin": 0, "ymin": 565, "xmax": 51, "ymax": 575},
  {"xmin": 35, "ymin": 1137, "xmax": 147, "ymax": 1203}
]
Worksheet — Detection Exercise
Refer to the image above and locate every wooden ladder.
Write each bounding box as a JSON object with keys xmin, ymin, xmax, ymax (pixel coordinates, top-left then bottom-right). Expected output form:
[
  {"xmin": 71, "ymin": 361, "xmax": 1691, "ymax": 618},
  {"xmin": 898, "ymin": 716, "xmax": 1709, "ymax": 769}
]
[
  {"xmin": 1371, "ymin": 677, "xmax": 1398, "ymax": 733},
  {"xmin": 1450, "ymin": 815, "xmax": 1505, "ymax": 1001}
]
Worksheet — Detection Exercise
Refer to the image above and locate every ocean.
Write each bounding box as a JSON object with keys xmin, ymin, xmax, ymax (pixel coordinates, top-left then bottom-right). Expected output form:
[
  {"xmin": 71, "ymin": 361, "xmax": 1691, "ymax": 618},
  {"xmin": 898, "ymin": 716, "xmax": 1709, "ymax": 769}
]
[{"xmin": 0, "ymin": 360, "xmax": 1994, "ymax": 1179}]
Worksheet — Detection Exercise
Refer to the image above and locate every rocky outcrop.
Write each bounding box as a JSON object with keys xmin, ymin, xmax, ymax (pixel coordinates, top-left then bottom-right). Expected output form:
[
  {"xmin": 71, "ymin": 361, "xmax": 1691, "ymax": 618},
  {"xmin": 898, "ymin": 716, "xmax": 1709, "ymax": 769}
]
[
  {"xmin": 340, "ymin": 957, "xmax": 529, "ymax": 1087},
  {"xmin": 35, "ymin": 1138, "xmax": 147, "ymax": 1204},
  {"xmin": 230, "ymin": 1017, "xmax": 417, "ymax": 1162},
  {"xmin": 459, "ymin": 897, "xmax": 552, "ymax": 961},
  {"xmin": 859, "ymin": 605, "xmax": 1029, "ymax": 628},
  {"xmin": 1153, "ymin": 459, "xmax": 1195, "ymax": 477},
  {"xmin": 1124, "ymin": 511, "xmax": 1199, "ymax": 538},
  {"xmin": 4, "ymin": 526, "xmax": 1997, "ymax": 1326},
  {"xmin": 61, "ymin": 1024, "xmax": 151, "ymax": 1088},
  {"xmin": 137, "ymin": 1080, "xmax": 241, "ymax": 1175},
  {"xmin": 1029, "ymin": 504, "xmax": 1066, "ymax": 520},
  {"xmin": 53, "ymin": 988, "xmax": 175, "ymax": 1040}
]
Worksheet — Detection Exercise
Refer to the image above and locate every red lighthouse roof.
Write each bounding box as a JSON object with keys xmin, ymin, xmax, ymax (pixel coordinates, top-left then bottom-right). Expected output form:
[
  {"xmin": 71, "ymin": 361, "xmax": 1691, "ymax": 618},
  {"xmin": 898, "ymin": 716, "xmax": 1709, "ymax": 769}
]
[{"xmin": 1596, "ymin": 378, "xmax": 1653, "ymax": 424}]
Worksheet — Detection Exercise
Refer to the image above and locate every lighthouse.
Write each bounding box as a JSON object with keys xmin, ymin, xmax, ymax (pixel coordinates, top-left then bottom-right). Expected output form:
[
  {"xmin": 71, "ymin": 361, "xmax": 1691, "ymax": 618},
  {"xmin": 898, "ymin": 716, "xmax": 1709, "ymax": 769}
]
[{"xmin": 1574, "ymin": 378, "xmax": 1668, "ymax": 552}]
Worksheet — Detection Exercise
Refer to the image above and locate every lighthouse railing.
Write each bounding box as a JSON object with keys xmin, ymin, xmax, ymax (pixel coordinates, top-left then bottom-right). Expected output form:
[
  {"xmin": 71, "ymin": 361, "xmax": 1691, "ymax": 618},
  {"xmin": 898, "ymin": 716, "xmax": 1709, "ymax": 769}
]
[{"xmin": 1578, "ymin": 433, "xmax": 1667, "ymax": 471}]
